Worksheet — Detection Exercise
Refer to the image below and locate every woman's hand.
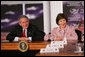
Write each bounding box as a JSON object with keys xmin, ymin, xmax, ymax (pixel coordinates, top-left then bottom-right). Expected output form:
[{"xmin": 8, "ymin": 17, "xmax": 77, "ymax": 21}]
[
  {"xmin": 54, "ymin": 36, "xmax": 63, "ymax": 41},
  {"xmin": 44, "ymin": 34, "xmax": 50, "ymax": 41}
]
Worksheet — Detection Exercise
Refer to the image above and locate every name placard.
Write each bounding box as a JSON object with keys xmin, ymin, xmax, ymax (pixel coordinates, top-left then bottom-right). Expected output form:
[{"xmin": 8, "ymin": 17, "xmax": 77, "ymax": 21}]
[
  {"xmin": 40, "ymin": 48, "xmax": 59, "ymax": 53},
  {"xmin": 51, "ymin": 41, "xmax": 64, "ymax": 45},
  {"xmin": 40, "ymin": 38, "xmax": 68, "ymax": 53},
  {"xmin": 46, "ymin": 43, "xmax": 64, "ymax": 48}
]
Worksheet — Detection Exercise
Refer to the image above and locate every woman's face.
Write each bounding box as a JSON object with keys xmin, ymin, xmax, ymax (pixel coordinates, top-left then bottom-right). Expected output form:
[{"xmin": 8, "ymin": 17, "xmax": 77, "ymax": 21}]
[{"xmin": 58, "ymin": 18, "xmax": 67, "ymax": 29}]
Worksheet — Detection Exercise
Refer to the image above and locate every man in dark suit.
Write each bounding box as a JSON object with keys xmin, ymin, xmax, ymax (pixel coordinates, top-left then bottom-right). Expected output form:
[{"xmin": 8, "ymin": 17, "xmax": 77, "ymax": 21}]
[
  {"xmin": 6, "ymin": 15, "xmax": 45, "ymax": 42},
  {"xmin": 4, "ymin": 15, "xmax": 45, "ymax": 56}
]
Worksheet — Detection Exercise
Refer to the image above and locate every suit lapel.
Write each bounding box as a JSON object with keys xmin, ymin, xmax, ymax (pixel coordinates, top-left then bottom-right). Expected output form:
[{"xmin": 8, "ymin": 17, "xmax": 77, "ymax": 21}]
[
  {"xmin": 18, "ymin": 27, "xmax": 23, "ymax": 37},
  {"xmin": 27, "ymin": 27, "xmax": 32, "ymax": 37}
]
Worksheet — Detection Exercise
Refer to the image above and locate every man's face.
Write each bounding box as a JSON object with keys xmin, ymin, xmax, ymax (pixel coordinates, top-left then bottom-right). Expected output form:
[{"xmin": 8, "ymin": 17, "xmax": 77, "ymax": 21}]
[{"xmin": 19, "ymin": 18, "xmax": 29, "ymax": 29}]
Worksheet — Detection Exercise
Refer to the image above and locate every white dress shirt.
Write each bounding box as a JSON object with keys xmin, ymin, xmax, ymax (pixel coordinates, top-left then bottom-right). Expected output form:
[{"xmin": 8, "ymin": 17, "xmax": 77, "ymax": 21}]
[{"xmin": 14, "ymin": 29, "xmax": 32, "ymax": 41}]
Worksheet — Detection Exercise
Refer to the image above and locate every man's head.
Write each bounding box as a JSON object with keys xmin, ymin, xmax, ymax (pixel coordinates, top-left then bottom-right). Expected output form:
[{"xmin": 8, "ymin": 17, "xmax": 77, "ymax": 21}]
[{"xmin": 18, "ymin": 15, "xmax": 29, "ymax": 29}]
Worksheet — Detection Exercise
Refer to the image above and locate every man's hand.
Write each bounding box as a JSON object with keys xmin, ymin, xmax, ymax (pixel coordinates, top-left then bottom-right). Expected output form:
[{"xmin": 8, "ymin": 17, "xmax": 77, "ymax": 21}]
[{"xmin": 18, "ymin": 37, "xmax": 29, "ymax": 41}]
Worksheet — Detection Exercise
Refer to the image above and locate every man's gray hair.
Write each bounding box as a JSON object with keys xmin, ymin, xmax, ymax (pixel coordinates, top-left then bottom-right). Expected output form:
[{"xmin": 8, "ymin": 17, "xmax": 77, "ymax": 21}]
[{"xmin": 18, "ymin": 15, "xmax": 29, "ymax": 22}]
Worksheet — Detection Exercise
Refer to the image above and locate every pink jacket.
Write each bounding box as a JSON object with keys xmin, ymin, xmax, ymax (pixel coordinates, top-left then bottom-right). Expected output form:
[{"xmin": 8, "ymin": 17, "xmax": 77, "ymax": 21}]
[{"xmin": 44, "ymin": 25, "xmax": 78, "ymax": 41}]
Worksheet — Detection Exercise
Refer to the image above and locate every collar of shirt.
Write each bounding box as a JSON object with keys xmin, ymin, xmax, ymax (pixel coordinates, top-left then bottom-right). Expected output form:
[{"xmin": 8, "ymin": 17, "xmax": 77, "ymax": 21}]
[
  {"xmin": 57, "ymin": 25, "xmax": 69, "ymax": 37},
  {"xmin": 58, "ymin": 25, "xmax": 69, "ymax": 32}
]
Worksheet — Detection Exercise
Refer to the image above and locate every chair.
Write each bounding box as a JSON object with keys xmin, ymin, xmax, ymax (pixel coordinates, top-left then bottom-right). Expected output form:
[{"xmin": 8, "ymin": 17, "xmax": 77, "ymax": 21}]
[{"xmin": 75, "ymin": 29, "xmax": 82, "ymax": 43}]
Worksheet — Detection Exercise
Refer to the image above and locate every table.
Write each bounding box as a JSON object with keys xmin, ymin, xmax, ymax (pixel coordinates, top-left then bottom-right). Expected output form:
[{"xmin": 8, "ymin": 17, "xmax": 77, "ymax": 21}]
[
  {"xmin": 36, "ymin": 41, "xmax": 84, "ymax": 56},
  {"xmin": 1, "ymin": 40, "xmax": 50, "ymax": 50},
  {"xmin": 1, "ymin": 40, "xmax": 84, "ymax": 56}
]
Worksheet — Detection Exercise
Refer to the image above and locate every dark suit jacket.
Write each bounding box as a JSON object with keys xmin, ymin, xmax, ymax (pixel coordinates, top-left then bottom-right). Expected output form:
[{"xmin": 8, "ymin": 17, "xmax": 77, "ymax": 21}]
[{"xmin": 6, "ymin": 24, "xmax": 45, "ymax": 41}]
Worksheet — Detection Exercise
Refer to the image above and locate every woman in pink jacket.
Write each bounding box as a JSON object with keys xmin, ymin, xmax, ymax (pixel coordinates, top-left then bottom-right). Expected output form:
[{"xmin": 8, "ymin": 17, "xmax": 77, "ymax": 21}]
[{"xmin": 44, "ymin": 13, "xmax": 78, "ymax": 41}]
